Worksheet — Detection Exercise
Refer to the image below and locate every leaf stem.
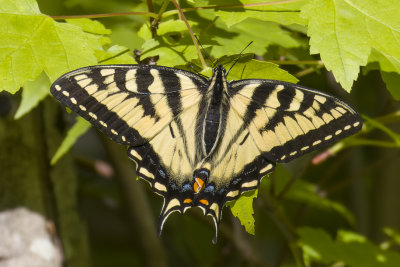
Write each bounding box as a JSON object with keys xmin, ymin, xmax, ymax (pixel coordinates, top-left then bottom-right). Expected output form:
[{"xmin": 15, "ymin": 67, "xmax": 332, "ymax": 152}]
[
  {"xmin": 150, "ymin": 0, "xmax": 171, "ymax": 37},
  {"xmin": 170, "ymin": 0, "xmax": 207, "ymax": 69},
  {"xmin": 295, "ymin": 63, "xmax": 324, "ymax": 77},
  {"xmin": 163, "ymin": 0, "xmax": 303, "ymax": 18},
  {"xmin": 51, "ymin": 11, "xmax": 158, "ymax": 20},
  {"xmin": 268, "ymin": 60, "xmax": 323, "ymax": 65},
  {"xmin": 346, "ymin": 138, "xmax": 400, "ymax": 148},
  {"xmin": 50, "ymin": 0, "xmax": 302, "ymax": 20},
  {"xmin": 362, "ymin": 115, "xmax": 400, "ymax": 145}
]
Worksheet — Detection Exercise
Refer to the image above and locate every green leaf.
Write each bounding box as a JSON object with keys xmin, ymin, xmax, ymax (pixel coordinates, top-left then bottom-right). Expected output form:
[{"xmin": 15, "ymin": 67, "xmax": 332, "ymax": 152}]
[
  {"xmin": 211, "ymin": 19, "xmax": 301, "ymax": 58},
  {"xmin": 51, "ymin": 117, "xmax": 91, "ymax": 165},
  {"xmin": 157, "ymin": 20, "xmax": 197, "ymax": 35},
  {"xmin": 0, "ymin": 0, "xmax": 101, "ymax": 93},
  {"xmin": 137, "ymin": 23, "xmax": 152, "ymax": 41},
  {"xmin": 95, "ymin": 45, "xmax": 136, "ymax": 64},
  {"xmin": 381, "ymin": 72, "xmax": 400, "ymax": 100},
  {"xmin": 384, "ymin": 228, "xmax": 400, "ymax": 246},
  {"xmin": 225, "ymin": 58, "xmax": 299, "ymax": 83},
  {"xmin": 109, "ymin": 22, "xmax": 144, "ymax": 51},
  {"xmin": 228, "ymin": 190, "xmax": 258, "ymax": 235},
  {"xmin": 301, "ymin": 0, "xmax": 400, "ymax": 92},
  {"xmin": 367, "ymin": 49, "xmax": 400, "ymax": 100},
  {"xmin": 216, "ymin": 0, "xmax": 307, "ymax": 27},
  {"xmin": 14, "ymin": 72, "xmax": 51, "ymax": 119},
  {"xmin": 266, "ymin": 165, "xmax": 355, "ymax": 224},
  {"xmin": 138, "ymin": 20, "xmax": 199, "ymax": 66},
  {"xmin": 368, "ymin": 50, "xmax": 400, "ymax": 74},
  {"xmin": 362, "ymin": 115, "xmax": 400, "ymax": 145},
  {"xmin": 298, "ymin": 227, "xmax": 400, "ymax": 267},
  {"xmin": 65, "ymin": 18, "xmax": 111, "ymax": 35}
]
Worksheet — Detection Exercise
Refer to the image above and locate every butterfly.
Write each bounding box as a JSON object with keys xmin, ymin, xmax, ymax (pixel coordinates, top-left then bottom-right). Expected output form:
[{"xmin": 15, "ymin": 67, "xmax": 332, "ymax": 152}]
[{"xmin": 50, "ymin": 63, "xmax": 362, "ymax": 243}]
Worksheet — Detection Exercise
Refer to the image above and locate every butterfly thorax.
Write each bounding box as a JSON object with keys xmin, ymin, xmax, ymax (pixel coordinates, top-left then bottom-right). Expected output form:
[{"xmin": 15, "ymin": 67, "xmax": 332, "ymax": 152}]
[{"xmin": 202, "ymin": 65, "xmax": 228, "ymax": 156}]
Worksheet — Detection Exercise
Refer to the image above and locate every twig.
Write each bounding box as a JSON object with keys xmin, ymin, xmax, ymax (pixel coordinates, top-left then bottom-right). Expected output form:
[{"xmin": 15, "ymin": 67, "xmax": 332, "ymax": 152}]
[
  {"xmin": 170, "ymin": 0, "xmax": 207, "ymax": 69},
  {"xmin": 150, "ymin": 0, "xmax": 170, "ymax": 37},
  {"xmin": 51, "ymin": 11, "xmax": 157, "ymax": 20},
  {"xmin": 295, "ymin": 63, "xmax": 324, "ymax": 78},
  {"xmin": 163, "ymin": 0, "xmax": 303, "ymax": 17},
  {"xmin": 268, "ymin": 60, "xmax": 322, "ymax": 65},
  {"xmin": 50, "ymin": 0, "xmax": 302, "ymax": 21}
]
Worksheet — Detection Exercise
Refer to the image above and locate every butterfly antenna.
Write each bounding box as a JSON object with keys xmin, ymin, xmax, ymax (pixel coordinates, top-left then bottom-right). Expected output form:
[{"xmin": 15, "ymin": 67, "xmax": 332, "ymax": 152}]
[
  {"xmin": 188, "ymin": 62, "xmax": 208, "ymax": 79},
  {"xmin": 226, "ymin": 41, "xmax": 253, "ymax": 76},
  {"xmin": 195, "ymin": 35, "xmax": 214, "ymax": 67}
]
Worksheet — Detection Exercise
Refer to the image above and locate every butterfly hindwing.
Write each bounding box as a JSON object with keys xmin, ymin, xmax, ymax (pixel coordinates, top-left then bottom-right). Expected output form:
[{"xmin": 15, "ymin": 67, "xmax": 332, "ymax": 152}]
[{"xmin": 228, "ymin": 79, "xmax": 362, "ymax": 163}]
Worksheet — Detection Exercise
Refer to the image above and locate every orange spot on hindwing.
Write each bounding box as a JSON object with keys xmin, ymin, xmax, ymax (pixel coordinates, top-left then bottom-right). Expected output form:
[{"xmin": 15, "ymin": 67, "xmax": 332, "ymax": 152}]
[
  {"xmin": 199, "ymin": 199, "xmax": 209, "ymax": 206},
  {"xmin": 183, "ymin": 198, "xmax": 192, "ymax": 204}
]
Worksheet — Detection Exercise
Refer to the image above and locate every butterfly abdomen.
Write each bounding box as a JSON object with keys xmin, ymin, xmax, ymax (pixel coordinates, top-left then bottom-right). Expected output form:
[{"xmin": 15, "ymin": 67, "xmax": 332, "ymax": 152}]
[{"xmin": 202, "ymin": 66, "xmax": 228, "ymax": 155}]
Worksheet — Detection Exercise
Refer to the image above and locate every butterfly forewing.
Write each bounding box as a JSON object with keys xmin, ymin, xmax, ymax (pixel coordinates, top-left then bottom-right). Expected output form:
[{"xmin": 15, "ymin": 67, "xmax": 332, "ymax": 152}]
[
  {"xmin": 51, "ymin": 65, "xmax": 208, "ymax": 147},
  {"xmin": 229, "ymin": 79, "xmax": 362, "ymax": 163}
]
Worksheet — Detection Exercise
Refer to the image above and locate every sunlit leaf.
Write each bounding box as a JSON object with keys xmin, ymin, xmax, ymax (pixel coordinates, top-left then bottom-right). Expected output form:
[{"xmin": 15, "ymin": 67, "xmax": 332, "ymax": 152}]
[
  {"xmin": 95, "ymin": 45, "xmax": 136, "ymax": 64},
  {"xmin": 225, "ymin": 59, "xmax": 299, "ymax": 83},
  {"xmin": 211, "ymin": 19, "xmax": 301, "ymax": 58},
  {"xmin": 301, "ymin": 0, "xmax": 400, "ymax": 91},
  {"xmin": 0, "ymin": 0, "xmax": 102, "ymax": 93},
  {"xmin": 215, "ymin": 0, "xmax": 307, "ymax": 27},
  {"xmin": 228, "ymin": 190, "xmax": 258, "ymax": 235},
  {"xmin": 138, "ymin": 20, "xmax": 200, "ymax": 66},
  {"xmin": 14, "ymin": 72, "xmax": 51, "ymax": 119}
]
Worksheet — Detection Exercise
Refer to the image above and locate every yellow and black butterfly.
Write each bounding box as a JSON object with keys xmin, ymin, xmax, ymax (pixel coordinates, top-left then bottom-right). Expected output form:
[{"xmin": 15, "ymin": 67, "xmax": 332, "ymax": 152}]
[{"xmin": 51, "ymin": 64, "xmax": 362, "ymax": 243}]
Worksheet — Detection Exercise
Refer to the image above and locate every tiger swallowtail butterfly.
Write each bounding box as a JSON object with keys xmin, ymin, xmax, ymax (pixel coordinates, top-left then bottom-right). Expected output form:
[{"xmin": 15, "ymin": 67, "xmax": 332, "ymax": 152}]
[{"xmin": 51, "ymin": 64, "xmax": 362, "ymax": 243}]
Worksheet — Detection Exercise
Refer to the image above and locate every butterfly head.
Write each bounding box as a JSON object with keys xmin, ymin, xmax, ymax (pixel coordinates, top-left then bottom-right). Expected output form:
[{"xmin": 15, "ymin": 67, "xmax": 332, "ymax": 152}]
[{"xmin": 213, "ymin": 64, "xmax": 226, "ymax": 75}]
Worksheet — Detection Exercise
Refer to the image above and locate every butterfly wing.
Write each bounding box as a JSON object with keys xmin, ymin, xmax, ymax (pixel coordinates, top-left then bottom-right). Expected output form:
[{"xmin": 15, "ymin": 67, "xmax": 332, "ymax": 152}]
[
  {"xmin": 228, "ymin": 79, "xmax": 363, "ymax": 163},
  {"xmin": 51, "ymin": 65, "xmax": 209, "ymax": 230},
  {"xmin": 193, "ymin": 101, "xmax": 275, "ymax": 236},
  {"xmin": 51, "ymin": 65, "xmax": 208, "ymax": 146}
]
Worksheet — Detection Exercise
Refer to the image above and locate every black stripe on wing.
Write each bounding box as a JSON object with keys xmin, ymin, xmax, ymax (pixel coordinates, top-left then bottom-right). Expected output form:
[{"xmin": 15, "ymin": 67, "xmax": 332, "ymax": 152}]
[
  {"xmin": 50, "ymin": 65, "xmax": 208, "ymax": 146},
  {"xmin": 229, "ymin": 79, "xmax": 363, "ymax": 163}
]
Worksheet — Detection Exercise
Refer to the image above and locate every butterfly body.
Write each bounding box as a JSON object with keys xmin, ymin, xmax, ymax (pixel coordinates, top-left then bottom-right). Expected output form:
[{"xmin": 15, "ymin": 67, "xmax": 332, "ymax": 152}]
[{"xmin": 51, "ymin": 63, "xmax": 362, "ymax": 243}]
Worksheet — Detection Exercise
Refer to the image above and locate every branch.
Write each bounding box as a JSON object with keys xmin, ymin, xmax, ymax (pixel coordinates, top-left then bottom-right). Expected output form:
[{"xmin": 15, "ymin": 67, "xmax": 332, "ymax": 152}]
[
  {"xmin": 51, "ymin": 11, "xmax": 157, "ymax": 20},
  {"xmin": 170, "ymin": 0, "xmax": 207, "ymax": 69}
]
